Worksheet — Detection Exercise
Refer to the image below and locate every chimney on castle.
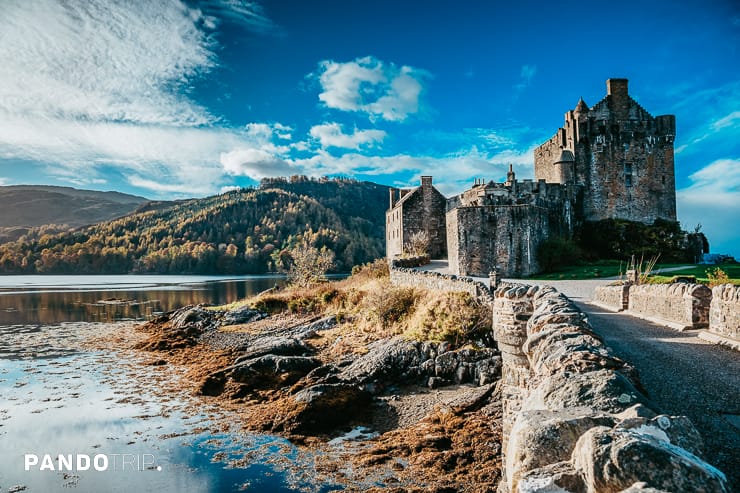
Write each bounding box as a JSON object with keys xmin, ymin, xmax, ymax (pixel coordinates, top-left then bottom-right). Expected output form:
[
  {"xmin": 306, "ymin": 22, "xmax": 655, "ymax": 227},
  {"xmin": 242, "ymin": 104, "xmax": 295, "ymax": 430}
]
[
  {"xmin": 607, "ymin": 78, "xmax": 630, "ymax": 119},
  {"xmin": 421, "ymin": 176, "xmax": 433, "ymax": 189},
  {"xmin": 607, "ymin": 78, "xmax": 628, "ymax": 97},
  {"xmin": 506, "ymin": 163, "xmax": 516, "ymax": 184}
]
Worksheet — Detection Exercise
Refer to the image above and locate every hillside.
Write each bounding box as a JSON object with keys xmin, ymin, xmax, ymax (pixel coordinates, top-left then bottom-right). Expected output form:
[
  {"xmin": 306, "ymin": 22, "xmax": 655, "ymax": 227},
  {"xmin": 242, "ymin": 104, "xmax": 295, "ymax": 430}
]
[
  {"xmin": 0, "ymin": 178, "xmax": 391, "ymax": 274},
  {"xmin": 0, "ymin": 185, "xmax": 151, "ymax": 243}
]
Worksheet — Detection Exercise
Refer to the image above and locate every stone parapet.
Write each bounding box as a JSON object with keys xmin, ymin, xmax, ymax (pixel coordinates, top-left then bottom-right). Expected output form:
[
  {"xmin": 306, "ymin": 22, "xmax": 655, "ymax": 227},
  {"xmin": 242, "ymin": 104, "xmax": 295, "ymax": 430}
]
[
  {"xmin": 389, "ymin": 266, "xmax": 493, "ymax": 302},
  {"xmin": 699, "ymin": 283, "xmax": 740, "ymax": 350},
  {"xmin": 592, "ymin": 284, "xmax": 630, "ymax": 311},
  {"xmin": 627, "ymin": 282, "xmax": 711, "ymax": 330},
  {"xmin": 494, "ymin": 284, "xmax": 728, "ymax": 493}
]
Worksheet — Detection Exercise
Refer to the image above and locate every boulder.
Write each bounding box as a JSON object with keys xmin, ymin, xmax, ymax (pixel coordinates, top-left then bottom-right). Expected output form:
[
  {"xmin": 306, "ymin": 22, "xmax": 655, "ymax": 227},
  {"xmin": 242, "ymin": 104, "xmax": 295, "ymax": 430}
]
[
  {"xmin": 337, "ymin": 338, "xmax": 423, "ymax": 385},
  {"xmin": 231, "ymin": 355, "xmax": 321, "ymax": 388},
  {"xmin": 169, "ymin": 305, "xmax": 217, "ymax": 331},
  {"xmin": 234, "ymin": 337, "xmax": 311, "ymax": 363},
  {"xmin": 572, "ymin": 426, "xmax": 729, "ymax": 493},
  {"xmin": 221, "ymin": 306, "xmax": 267, "ymax": 326},
  {"xmin": 278, "ymin": 383, "xmax": 373, "ymax": 434}
]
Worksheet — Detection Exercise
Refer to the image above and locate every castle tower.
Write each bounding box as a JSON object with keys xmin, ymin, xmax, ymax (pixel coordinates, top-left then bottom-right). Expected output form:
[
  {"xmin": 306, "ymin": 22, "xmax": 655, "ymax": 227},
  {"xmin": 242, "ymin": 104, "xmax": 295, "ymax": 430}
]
[{"xmin": 534, "ymin": 78, "xmax": 676, "ymax": 224}]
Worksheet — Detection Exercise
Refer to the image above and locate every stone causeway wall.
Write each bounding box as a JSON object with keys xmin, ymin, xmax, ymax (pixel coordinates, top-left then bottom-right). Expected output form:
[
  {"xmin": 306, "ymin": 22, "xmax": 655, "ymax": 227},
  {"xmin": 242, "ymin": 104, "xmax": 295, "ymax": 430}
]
[
  {"xmin": 627, "ymin": 283, "xmax": 711, "ymax": 330},
  {"xmin": 492, "ymin": 284, "xmax": 729, "ymax": 493},
  {"xmin": 389, "ymin": 266, "xmax": 493, "ymax": 302},
  {"xmin": 701, "ymin": 284, "xmax": 740, "ymax": 349},
  {"xmin": 390, "ymin": 268, "xmax": 729, "ymax": 491},
  {"xmin": 593, "ymin": 284, "xmax": 629, "ymax": 311}
]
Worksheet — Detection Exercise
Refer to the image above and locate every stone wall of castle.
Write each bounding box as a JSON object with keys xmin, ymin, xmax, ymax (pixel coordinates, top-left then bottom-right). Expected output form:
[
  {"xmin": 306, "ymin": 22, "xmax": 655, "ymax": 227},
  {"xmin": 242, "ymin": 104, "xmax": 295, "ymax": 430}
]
[
  {"xmin": 446, "ymin": 179, "xmax": 578, "ymax": 278},
  {"xmin": 535, "ymin": 79, "xmax": 676, "ymax": 224},
  {"xmin": 447, "ymin": 204, "xmax": 549, "ymax": 278},
  {"xmin": 386, "ymin": 176, "xmax": 447, "ymax": 259}
]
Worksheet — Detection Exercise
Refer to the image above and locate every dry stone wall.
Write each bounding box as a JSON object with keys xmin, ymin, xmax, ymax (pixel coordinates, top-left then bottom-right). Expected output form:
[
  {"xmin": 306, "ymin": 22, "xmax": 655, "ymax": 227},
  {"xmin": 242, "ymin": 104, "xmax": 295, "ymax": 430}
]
[
  {"xmin": 627, "ymin": 283, "xmax": 711, "ymax": 330},
  {"xmin": 593, "ymin": 284, "xmax": 629, "ymax": 311},
  {"xmin": 701, "ymin": 284, "xmax": 740, "ymax": 348},
  {"xmin": 389, "ymin": 266, "xmax": 493, "ymax": 302},
  {"xmin": 493, "ymin": 284, "xmax": 729, "ymax": 493}
]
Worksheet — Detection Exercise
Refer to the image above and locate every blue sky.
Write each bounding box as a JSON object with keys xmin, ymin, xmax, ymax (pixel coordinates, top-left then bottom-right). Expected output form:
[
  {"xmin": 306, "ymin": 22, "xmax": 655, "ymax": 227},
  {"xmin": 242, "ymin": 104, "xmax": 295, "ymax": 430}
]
[{"xmin": 0, "ymin": 0, "xmax": 738, "ymax": 256}]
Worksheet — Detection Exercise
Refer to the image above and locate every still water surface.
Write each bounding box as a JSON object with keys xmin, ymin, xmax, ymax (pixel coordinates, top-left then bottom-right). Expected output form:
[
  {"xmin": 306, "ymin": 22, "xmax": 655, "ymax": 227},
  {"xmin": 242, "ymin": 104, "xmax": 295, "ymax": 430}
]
[
  {"xmin": 0, "ymin": 275, "xmax": 286, "ymax": 324},
  {"xmin": 0, "ymin": 276, "xmax": 343, "ymax": 493}
]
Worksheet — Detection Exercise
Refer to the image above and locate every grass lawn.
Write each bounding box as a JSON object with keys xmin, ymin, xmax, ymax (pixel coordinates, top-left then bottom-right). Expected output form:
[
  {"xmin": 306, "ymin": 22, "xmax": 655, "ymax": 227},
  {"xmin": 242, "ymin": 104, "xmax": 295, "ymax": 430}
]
[
  {"xmin": 528, "ymin": 261, "xmax": 740, "ymax": 284},
  {"xmin": 528, "ymin": 260, "xmax": 627, "ymax": 280},
  {"xmin": 647, "ymin": 264, "xmax": 740, "ymax": 285}
]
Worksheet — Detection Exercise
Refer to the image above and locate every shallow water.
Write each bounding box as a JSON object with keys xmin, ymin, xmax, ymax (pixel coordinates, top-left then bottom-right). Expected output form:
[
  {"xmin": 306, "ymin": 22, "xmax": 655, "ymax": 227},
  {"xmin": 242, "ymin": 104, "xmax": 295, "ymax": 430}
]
[
  {"xmin": 0, "ymin": 275, "xmax": 286, "ymax": 325},
  {"xmin": 0, "ymin": 277, "xmax": 342, "ymax": 493}
]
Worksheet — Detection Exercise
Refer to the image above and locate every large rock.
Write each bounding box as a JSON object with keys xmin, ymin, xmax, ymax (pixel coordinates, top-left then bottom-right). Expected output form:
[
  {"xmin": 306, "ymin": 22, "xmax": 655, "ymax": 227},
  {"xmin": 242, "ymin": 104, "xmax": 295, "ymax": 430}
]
[
  {"xmin": 169, "ymin": 305, "xmax": 217, "ymax": 331},
  {"xmin": 517, "ymin": 461, "xmax": 586, "ymax": 493},
  {"xmin": 221, "ymin": 306, "xmax": 268, "ymax": 326},
  {"xmin": 234, "ymin": 336, "xmax": 311, "ymax": 363},
  {"xmin": 231, "ymin": 355, "xmax": 321, "ymax": 388},
  {"xmin": 337, "ymin": 337, "xmax": 424, "ymax": 386},
  {"xmin": 275, "ymin": 383, "xmax": 372, "ymax": 434},
  {"xmin": 572, "ymin": 426, "xmax": 729, "ymax": 493}
]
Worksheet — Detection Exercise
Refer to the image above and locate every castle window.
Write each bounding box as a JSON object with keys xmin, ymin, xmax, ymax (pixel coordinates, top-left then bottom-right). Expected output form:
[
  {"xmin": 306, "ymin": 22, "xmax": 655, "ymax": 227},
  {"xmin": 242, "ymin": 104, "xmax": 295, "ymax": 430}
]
[
  {"xmin": 624, "ymin": 162, "xmax": 633, "ymax": 187},
  {"xmin": 662, "ymin": 175, "xmax": 666, "ymax": 185}
]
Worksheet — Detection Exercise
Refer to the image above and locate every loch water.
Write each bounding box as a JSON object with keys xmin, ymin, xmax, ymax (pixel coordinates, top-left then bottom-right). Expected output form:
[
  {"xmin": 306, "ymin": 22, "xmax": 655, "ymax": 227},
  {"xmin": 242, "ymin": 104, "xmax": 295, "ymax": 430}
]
[{"xmin": 0, "ymin": 276, "xmax": 343, "ymax": 493}]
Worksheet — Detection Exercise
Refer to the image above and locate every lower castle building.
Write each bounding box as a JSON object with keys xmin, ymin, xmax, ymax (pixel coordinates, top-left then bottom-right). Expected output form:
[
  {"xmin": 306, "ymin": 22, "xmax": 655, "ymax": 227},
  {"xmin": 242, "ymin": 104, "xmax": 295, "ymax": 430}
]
[{"xmin": 386, "ymin": 79, "xmax": 678, "ymax": 277}]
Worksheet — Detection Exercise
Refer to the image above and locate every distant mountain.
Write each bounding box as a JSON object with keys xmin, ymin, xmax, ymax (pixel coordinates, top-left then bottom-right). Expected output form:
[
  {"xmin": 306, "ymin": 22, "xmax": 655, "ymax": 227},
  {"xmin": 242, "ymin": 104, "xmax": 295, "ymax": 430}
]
[
  {"xmin": 0, "ymin": 177, "xmax": 391, "ymax": 274},
  {"xmin": 0, "ymin": 185, "xmax": 152, "ymax": 243}
]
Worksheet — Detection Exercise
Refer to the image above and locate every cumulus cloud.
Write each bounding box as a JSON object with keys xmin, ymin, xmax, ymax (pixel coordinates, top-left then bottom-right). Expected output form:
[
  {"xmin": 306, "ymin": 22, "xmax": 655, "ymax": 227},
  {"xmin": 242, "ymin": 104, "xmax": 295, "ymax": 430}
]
[
  {"xmin": 677, "ymin": 158, "xmax": 740, "ymax": 257},
  {"xmin": 309, "ymin": 123, "xmax": 386, "ymax": 149},
  {"xmin": 221, "ymin": 148, "xmax": 295, "ymax": 179},
  {"xmin": 314, "ymin": 56, "xmax": 430, "ymax": 122}
]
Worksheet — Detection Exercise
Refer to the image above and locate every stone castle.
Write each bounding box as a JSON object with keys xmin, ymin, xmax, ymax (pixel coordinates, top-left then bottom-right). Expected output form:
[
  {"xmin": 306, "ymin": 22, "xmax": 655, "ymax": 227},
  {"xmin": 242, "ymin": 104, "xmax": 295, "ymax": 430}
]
[{"xmin": 386, "ymin": 78, "xmax": 678, "ymax": 277}]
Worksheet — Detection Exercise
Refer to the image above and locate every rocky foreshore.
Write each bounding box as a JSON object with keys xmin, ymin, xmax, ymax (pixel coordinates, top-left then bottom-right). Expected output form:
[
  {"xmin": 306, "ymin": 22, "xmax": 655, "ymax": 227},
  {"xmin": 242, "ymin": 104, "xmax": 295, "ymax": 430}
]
[{"xmin": 131, "ymin": 299, "xmax": 505, "ymax": 492}]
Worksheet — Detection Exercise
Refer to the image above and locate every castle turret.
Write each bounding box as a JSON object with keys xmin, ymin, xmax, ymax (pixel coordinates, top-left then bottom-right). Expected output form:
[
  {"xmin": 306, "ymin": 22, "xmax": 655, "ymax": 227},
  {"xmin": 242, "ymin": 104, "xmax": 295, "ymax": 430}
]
[{"xmin": 553, "ymin": 149, "xmax": 575, "ymax": 183}]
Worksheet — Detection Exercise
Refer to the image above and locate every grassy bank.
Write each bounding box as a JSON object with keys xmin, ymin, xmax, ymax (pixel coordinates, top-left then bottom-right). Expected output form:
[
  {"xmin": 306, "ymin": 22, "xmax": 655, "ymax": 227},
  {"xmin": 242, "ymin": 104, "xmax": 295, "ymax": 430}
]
[{"xmin": 528, "ymin": 261, "xmax": 740, "ymax": 284}]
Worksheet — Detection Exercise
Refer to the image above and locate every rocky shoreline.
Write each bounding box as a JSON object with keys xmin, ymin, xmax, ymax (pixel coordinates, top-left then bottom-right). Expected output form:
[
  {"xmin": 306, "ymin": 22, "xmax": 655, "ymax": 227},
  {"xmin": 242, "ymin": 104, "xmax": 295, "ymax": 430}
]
[{"xmin": 128, "ymin": 299, "xmax": 505, "ymax": 492}]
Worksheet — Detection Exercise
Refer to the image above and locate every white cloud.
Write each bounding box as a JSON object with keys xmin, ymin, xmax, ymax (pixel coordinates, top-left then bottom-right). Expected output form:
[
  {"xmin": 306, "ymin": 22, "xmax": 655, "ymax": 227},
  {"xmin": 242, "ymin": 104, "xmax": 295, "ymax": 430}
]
[
  {"xmin": 515, "ymin": 64, "xmax": 537, "ymax": 91},
  {"xmin": 0, "ymin": 177, "xmax": 8, "ymax": 186},
  {"xmin": 677, "ymin": 158, "xmax": 740, "ymax": 258},
  {"xmin": 221, "ymin": 148, "xmax": 295, "ymax": 179},
  {"xmin": 309, "ymin": 123, "xmax": 386, "ymax": 149},
  {"xmin": 219, "ymin": 185, "xmax": 241, "ymax": 194},
  {"xmin": 0, "ymin": 0, "xmax": 280, "ymax": 196},
  {"xmin": 314, "ymin": 56, "xmax": 430, "ymax": 122},
  {"xmin": 196, "ymin": 0, "xmax": 279, "ymax": 34}
]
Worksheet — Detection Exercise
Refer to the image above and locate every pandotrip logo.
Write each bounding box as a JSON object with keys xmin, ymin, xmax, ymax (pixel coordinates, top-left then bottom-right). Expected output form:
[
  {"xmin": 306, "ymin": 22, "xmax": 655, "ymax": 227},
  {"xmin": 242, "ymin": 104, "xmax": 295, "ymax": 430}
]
[{"xmin": 24, "ymin": 453, "xmax": 162, "ymax": 472}]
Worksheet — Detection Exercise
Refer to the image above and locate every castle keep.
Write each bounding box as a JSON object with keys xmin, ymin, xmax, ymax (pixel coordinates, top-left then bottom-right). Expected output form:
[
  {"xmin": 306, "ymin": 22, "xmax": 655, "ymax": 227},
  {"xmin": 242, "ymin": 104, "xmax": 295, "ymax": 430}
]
[
  {"xmin": 387, "ymin": 79, "xmax": 677, "ymax": 277},
  {"xmin": 534, "ymin": 78, "xmax": 676, "ymax": 223}
]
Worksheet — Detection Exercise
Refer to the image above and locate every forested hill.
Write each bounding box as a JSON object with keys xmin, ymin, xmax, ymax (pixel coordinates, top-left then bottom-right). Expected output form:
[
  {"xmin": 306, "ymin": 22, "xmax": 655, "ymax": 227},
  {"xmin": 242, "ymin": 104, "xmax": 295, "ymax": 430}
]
[{"xmin": 0, "ymin": 177, "xmax": 391, "ymax": 274}]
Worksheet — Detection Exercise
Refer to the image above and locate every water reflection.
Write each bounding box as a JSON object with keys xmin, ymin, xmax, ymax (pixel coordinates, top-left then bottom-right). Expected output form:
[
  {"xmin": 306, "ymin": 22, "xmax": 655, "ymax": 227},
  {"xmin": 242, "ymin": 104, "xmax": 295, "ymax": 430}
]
[{"xmin": 0, "ymin": 276, "xmax": 286, "ymax": 324}]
